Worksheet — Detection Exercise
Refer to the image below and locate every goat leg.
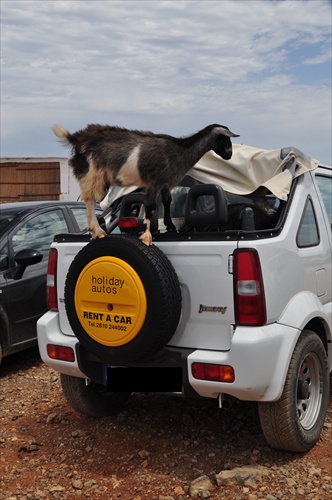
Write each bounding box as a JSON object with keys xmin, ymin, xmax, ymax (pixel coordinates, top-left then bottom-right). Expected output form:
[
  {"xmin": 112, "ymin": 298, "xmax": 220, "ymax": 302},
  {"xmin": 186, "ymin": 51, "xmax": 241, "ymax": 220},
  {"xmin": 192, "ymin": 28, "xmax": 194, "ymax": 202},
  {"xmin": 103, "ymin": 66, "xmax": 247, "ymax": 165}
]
[
  {"xmin": 140, "ymin": 203, "xmax": 155, "ymax": 245},
  {"xmin": 85, "ymin": 197, "xmax": 106, "ymax": 239},
  {"xmin": 79, "ymin": 160, "xmax": 107, "ymax": 239},
  {"xmin": 140, "ymin": 196, "xmax": 156, "ymax": 246},
  {"xmin": 161, "ymin": 187, "xmax": 176, "ymax": 232},
  {"xmin": 140, "ymin": 218, "xmax": 152, "ymax": 246}
]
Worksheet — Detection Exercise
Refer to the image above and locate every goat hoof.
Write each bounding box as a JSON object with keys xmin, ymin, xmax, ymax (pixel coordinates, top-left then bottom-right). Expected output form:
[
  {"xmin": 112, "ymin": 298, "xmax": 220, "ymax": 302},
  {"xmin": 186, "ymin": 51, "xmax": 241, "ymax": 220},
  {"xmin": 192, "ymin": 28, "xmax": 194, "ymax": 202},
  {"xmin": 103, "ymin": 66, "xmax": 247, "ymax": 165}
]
[
  {"xmin": 140, "ymin": 231, "xmax": 153, "ymax": 246},
  {"xmin": 90, "ymin": 228, "xmax": 107, "ymax": 240},
  {"xmin": 140, "ymin": 237, "xmax": 153, "ymax": 246}
]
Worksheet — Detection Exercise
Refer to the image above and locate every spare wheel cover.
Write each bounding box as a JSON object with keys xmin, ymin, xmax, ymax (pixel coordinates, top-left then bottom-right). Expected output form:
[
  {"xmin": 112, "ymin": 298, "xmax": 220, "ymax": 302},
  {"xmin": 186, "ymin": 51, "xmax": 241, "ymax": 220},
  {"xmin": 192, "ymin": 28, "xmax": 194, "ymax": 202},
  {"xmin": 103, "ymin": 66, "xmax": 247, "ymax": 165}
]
[{"xmin": 65, "ymin": 235, "xmax": 182, "ymax": 363}]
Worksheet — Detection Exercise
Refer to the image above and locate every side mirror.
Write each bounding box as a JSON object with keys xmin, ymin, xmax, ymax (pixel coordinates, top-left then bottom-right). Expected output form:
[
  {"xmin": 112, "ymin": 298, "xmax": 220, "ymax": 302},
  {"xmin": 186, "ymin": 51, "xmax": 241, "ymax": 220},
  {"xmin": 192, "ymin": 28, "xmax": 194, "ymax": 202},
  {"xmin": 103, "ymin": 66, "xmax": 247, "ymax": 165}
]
[{"xmin": 7, "ymin": 249, "xmax": 43, "ymax": 280}]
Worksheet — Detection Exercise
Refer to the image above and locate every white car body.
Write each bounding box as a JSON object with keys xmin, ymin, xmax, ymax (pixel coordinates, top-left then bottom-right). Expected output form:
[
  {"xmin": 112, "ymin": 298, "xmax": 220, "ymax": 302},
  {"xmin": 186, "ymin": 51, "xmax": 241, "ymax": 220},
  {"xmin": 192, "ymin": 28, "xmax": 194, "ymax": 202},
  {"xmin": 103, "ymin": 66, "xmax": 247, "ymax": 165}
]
[
  {"xmin": 38, "ymin": 165, "xmax": 332, "ymax": 402},
  {"xmin": 37, "ymin": 144, "xmax": 331, "ymax": 452}
]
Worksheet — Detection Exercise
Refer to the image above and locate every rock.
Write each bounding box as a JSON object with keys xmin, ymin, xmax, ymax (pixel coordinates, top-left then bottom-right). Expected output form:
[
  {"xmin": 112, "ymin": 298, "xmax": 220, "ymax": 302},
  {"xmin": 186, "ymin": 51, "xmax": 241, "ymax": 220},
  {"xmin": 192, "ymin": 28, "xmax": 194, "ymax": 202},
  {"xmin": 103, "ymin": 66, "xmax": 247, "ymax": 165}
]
[
  {"xmin": 286, "ymin": 478, "xmax": 296, "ymax": 487},
  {"xmin": 34, "ymin": 490, "xmax": 47, "ymax": 498},
  {"xmin": 138, "ymin": 449, "xmax": 150, "ymax": 458},
  {"xmin": 71, "ymin": 429, "xmax": 86, "ymax": 438},
  {"xmin": 215, "ymin": 466, "xmax": 270, "ymax": 486},
  {"xmin": 46, "ymin": 413, "xmax": 63, "ymax": 424},
  {"xmin": 174, "ymin": 485, "xmax": 185, "ymax": 495},
  {"xmin": 109, "ymin": 477, "xmax": 120, "ymax": 488},
  {"xmin": 189, "ymin": 475, "xmax": 214, "ymax": 497},
  {"xmin": 72, "ymin": 479, "xmax": 83, "ymax": 489},
  {"xmin": 49, "ymin": 485, "xmax": 66, "ymax": 492},
  {"xmin": 308, "ymin": 467, "xmax": 322, "ymax": 477}
]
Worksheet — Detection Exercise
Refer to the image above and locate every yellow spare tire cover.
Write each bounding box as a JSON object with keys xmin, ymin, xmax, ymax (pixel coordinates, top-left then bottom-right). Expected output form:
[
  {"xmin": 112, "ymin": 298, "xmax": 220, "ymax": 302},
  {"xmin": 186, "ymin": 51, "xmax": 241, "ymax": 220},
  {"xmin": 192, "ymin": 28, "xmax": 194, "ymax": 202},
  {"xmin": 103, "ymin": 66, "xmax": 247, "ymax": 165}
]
[{"xmin": 74, "ymin": 256, "xmax": 147, "ymax": 346}]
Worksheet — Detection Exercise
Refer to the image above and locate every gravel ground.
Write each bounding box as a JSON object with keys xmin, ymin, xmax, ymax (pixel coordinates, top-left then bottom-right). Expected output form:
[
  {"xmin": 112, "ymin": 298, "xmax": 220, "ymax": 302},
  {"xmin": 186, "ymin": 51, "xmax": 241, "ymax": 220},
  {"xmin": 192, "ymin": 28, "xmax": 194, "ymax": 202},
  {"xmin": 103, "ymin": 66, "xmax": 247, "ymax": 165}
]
[{"xmin": 0, "ymin": 347, "xmax": 331, "ymax": 499}]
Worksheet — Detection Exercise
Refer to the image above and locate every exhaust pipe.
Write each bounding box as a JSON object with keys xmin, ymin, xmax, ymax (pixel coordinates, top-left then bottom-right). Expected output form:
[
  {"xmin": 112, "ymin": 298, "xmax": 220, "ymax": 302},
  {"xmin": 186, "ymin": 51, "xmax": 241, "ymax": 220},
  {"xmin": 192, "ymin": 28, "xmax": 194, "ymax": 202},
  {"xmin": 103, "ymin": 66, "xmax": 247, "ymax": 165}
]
[{"xmin": 218, "ymin": 393, "xmax": 235, "ymax": 410}]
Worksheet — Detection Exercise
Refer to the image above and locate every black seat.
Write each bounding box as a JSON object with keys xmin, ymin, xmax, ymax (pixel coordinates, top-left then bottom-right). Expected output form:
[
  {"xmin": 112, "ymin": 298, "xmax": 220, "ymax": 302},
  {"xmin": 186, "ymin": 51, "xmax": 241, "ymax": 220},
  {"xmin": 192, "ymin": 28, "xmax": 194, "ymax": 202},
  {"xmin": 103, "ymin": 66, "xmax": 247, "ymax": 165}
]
[{"xmin": 184, "ymin": 184, "xmax": 228, "ymax": 229}]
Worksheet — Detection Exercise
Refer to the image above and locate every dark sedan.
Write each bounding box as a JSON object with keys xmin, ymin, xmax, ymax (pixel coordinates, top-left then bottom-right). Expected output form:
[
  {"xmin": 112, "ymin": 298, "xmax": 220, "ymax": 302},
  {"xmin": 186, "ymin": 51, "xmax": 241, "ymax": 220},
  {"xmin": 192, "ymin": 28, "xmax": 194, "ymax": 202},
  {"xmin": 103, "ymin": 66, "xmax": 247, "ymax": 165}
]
[{"xmin": 0, "ymin": 201, "xmax": 102, "ymax": 364}]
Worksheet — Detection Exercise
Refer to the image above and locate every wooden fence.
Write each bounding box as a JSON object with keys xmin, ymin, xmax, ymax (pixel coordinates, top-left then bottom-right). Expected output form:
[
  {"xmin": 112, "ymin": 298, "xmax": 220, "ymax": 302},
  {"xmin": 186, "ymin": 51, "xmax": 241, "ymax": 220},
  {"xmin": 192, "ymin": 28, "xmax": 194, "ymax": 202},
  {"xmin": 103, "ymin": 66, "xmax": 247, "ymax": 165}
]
[{"xmin": 0, "ymin": 161, "xmax": 60, "ymax": 202}]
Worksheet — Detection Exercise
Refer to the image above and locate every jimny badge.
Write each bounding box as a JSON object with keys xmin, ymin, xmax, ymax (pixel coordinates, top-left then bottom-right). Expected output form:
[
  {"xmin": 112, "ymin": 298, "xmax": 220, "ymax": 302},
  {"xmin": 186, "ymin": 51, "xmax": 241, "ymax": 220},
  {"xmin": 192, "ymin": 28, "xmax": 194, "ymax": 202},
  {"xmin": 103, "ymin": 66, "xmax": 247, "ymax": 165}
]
[{"xmin": 198, "ymin": 304, "xmax": 227, "ymax": 314}]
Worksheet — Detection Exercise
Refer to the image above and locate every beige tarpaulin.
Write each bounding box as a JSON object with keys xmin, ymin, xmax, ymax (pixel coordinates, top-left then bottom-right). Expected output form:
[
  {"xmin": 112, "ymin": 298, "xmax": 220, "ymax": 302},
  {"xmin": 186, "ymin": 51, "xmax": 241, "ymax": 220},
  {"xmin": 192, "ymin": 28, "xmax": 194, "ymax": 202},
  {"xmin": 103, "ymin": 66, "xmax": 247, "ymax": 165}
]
[
  {"xmin": 100, "ymin": 144, "xmax": 319, "ymax": 209},
  {"xmin": 189, "ymin": 144, "xmax": 319, "ymax": 201}
]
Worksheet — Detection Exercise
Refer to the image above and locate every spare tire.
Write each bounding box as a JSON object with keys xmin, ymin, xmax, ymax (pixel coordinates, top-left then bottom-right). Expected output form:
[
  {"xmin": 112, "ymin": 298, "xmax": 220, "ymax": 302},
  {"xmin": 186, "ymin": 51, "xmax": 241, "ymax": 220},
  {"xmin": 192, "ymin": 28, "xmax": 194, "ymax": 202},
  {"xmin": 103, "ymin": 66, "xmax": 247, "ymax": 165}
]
[{"xmin": 65, "ymin": 235, "xmax": 182, "ymax": 364}]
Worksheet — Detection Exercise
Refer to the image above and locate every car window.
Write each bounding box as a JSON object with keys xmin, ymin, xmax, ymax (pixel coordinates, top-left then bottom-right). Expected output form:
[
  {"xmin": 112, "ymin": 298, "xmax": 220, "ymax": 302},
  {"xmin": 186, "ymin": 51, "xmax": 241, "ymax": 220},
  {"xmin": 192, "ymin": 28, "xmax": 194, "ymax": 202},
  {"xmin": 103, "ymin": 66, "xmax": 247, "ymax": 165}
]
[
  {"xmin": 0, "ymin": 208, "xmax": 20, "ymax": 229},
  {"xmin": 315, "ymin": 175, "xmax": 332, "ymax": 229},
  {"xmin": 70, "ymin": 207, "xmax": 89, "ymax": 231},
  {"xmin": 12, "ymin": 209, "xmax": 69, "ymax": 259},
  {"xmin": 70, "ymin": 207, "xmax": 103, "ymax": 231},
  {"xmin": 297, "ymin": 198, "xmax": 320, "ymax": 247},
  {"xmin": 0, "ymin": 241, "xmax": 10, "ymax": 271}
]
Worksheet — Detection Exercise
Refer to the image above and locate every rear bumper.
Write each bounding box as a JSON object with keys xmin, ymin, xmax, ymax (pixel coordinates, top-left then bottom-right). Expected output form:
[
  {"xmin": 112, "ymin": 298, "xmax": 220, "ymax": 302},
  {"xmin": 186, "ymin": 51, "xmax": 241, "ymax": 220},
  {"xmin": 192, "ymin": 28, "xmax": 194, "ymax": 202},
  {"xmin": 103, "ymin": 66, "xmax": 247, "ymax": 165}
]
[
  {"xmin": 37, "ymin": 311, "xmax": 85, "ymax": 378},
  {"xmin": 37, "ymin": 311, "xmax": 299, "ymax": 402}
]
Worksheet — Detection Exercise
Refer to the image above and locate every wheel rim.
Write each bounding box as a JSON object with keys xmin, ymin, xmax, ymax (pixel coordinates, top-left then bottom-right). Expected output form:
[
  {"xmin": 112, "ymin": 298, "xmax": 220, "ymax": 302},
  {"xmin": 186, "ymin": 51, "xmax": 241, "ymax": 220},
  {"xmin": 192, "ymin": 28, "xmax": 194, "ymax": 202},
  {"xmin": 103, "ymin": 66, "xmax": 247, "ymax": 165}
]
[
  {"xmin": 74, "ymin": 256, "xmax": 147, "ymax": 346},
  {"xmin": 296, "ymin": 352, "xmax": 322, "ymax": 430}
]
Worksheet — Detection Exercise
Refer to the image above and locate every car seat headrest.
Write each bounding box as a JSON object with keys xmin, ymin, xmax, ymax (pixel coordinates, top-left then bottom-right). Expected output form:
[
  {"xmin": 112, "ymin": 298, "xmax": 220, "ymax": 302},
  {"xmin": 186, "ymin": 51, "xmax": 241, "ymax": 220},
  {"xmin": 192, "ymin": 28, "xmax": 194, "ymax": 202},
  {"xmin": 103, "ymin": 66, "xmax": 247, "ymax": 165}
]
[{"xmin": 185, "ymin": 184, "xmax": 228, "ymax": 228}]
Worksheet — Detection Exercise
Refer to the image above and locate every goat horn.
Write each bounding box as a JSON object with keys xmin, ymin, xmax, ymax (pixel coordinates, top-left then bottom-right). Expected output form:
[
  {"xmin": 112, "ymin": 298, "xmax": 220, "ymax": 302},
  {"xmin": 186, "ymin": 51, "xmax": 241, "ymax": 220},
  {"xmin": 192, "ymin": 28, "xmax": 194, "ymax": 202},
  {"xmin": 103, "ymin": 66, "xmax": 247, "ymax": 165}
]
[{"xmin": 220, "ymin": 128, "xmax": 240, "ymax": 138}]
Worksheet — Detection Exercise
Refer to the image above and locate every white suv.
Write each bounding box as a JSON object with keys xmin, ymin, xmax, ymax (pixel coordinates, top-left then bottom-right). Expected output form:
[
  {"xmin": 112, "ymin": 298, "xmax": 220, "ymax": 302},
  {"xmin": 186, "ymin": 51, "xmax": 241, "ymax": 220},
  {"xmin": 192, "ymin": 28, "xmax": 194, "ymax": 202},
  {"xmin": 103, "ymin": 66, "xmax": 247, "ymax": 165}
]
[{"xmin": 37, "ymin": 145, "xmax": 331, "ymax": 453}]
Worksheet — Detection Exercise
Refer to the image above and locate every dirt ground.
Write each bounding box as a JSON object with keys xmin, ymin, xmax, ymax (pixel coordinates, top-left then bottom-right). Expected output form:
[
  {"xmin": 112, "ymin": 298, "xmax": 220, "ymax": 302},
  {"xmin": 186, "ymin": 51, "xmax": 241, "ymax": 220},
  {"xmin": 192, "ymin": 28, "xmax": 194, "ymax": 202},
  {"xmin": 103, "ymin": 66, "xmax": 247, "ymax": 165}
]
[{"xmin": 1, "ymin": 347, "xmax": 331, "ymax": 499}]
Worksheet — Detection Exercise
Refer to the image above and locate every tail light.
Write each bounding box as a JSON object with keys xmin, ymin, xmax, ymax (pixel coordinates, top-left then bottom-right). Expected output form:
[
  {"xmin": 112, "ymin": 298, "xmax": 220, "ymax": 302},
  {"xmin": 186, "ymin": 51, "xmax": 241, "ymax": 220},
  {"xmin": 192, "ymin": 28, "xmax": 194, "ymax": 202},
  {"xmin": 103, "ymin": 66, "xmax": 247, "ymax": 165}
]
[
  {"xmin": 47, "ymin": 344, "xmax": 75, "ymax": 362},
  {"xmin": 192, "ymin": 363, "xmax": 235, "ymax": 383},
  {"xmin": 118, "ymin": 217, "xmax": 140, "ymax": 229},
  {"xmin": 233, "ymin": 248, "xmax": 266, "ymax": 326},
  {"xmin": 47, "ymin": 248, "xmax": 58, "ymax": 311}
]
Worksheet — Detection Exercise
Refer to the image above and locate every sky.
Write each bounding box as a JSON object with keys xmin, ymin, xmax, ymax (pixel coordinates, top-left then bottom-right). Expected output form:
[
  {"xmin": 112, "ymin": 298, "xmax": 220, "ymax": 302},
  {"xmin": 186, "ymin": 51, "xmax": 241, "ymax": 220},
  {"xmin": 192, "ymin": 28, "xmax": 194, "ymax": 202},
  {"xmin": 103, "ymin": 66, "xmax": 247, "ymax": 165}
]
[{"xmin": 1, "ymin": 0, "xmax": 331, "ymax": 165}]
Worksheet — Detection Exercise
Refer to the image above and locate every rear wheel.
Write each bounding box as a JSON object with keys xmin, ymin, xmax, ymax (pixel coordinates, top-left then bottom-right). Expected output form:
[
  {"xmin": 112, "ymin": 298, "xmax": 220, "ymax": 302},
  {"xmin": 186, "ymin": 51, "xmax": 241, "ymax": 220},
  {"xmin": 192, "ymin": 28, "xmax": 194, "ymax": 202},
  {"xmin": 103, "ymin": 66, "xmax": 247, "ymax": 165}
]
[
  {"xmin": 258, "ymin": 330, "xmax": 329, "ymax": 452},
  {"xmin": 60, "ymin": 374, "xmax": 131, "ymax": 417}
]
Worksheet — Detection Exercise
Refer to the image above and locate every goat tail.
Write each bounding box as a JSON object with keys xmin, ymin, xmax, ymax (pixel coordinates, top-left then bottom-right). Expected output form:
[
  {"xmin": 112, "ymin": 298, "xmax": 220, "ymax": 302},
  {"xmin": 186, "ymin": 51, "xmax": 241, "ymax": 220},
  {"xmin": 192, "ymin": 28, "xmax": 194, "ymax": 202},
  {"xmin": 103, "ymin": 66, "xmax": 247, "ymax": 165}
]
[{"xmin": 52, "ymin": 124, "xmax": 71, "ymax": 146}]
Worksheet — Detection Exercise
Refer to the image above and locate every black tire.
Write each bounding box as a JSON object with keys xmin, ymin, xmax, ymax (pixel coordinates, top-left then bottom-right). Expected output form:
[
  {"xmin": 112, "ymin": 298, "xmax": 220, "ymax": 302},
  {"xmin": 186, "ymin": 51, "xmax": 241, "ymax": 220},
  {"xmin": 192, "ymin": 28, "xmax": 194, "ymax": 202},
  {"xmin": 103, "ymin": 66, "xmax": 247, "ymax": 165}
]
[
  {"xmin": 60, "ymin": 374, "xmax": 131, "ymax": 417},
  {"xmin": 65, "ymin": 235, "xmax": 182, "ymax": 364},
  {"xmin": 258, "ymin": 329, "xmax": 329, "ymax": 452}
]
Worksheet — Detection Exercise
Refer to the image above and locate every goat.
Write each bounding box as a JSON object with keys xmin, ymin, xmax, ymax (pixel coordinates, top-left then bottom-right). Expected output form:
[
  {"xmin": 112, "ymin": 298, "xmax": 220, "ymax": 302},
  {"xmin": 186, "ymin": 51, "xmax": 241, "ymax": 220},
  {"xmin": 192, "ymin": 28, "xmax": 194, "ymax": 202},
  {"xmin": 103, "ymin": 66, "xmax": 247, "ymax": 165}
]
[{"xmin": 52, "ymin": 123, "xmax": 239, "ymax": 244}]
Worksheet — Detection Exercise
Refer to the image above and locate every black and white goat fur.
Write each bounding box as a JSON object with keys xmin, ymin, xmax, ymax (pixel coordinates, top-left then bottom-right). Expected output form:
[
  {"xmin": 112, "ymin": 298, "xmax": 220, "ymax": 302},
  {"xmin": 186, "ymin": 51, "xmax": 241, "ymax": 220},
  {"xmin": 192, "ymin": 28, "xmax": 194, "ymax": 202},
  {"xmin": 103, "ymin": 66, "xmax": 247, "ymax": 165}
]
[{"xmin": 52, "ymin": 123, "xmax": 239, "ymax": 244}]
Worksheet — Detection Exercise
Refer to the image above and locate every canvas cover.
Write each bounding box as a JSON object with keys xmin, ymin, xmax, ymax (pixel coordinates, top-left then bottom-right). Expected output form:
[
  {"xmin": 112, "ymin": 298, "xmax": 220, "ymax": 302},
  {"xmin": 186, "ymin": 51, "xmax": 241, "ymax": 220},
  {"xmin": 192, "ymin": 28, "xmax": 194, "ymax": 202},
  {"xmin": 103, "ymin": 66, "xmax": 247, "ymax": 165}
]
[
  {"xmin": 189, "ymin": 144, "xmax": 318, "ymax": 201},
  {"xmin": 100, "ymin": 144, "xmax": 319, "ymax": 209}
]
